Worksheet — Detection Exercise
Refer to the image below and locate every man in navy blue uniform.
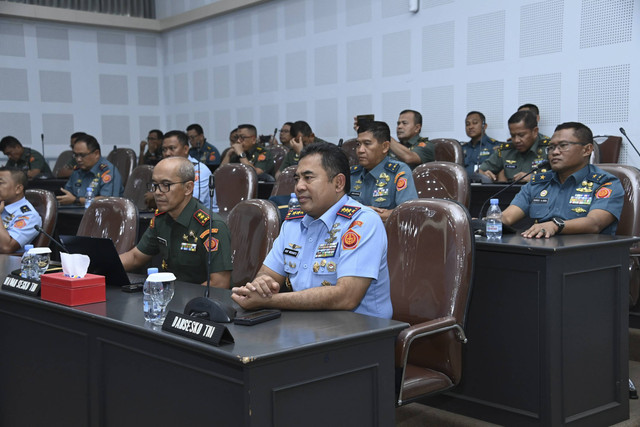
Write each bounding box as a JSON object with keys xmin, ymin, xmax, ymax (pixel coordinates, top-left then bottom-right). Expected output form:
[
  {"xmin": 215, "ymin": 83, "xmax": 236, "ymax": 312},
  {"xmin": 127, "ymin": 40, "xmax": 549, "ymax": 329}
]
[
  {"xmin": 349, "ymin": 120, "xmax": 418, "ymax": 222},
  {"xmin": 232, "ymin": 143, "xmax": 392, "ymax": 319},
  {"xmin": 461, "ymin": 111, "xmax": 500, "ymax": 177},
  {"xmin": 502, "ymin": 122, "xmax": 623, "ymax": 238}
]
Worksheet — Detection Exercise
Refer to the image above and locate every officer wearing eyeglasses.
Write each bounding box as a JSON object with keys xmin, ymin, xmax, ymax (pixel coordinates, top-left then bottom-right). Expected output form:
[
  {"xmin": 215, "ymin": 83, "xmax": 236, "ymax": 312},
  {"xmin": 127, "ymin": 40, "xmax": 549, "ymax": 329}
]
[
  {"xmin": 120, "ymin": 156, "xmax": 232, "ymax": 287},
  {"xmin": 56, "ymin": 134, "xmax": 124, "ymax": 205},
  {"xmin": 501, "ymin": 122, "xmax": 623, "ymax": 238}
]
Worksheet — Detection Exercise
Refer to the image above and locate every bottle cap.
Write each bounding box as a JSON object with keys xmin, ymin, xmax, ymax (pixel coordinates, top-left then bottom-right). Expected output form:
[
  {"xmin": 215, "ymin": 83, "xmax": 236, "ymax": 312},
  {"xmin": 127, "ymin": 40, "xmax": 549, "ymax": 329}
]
[
  {"xmin": 147, "ymin": 267, "xmax": 159, "ymax": 275},
  {"xmin": 490, "ymin": 198, "xmax": 499, "ymax": 204},
  {"xmin": 290, "ymin": 192, "xmax": 296, "ymax": 199}
]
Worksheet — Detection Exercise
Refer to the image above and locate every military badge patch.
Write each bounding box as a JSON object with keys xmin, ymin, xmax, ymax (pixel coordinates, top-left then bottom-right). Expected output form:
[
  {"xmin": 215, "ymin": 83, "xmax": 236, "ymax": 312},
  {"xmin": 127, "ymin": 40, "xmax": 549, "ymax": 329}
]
[
  {"xmin": 396, "ymin": 177, "xmax": 407, "ymax": 191},
  {"xmin": 595, "ymin": 187, "xmax": 612, "ymax": 199},
  {"xmin": 341, "ymin": 229, "xmax": 360, "ymax": 250},
  {"xmin": 203, "ymin": 236, "xmax": 219, "ymax": 252}
]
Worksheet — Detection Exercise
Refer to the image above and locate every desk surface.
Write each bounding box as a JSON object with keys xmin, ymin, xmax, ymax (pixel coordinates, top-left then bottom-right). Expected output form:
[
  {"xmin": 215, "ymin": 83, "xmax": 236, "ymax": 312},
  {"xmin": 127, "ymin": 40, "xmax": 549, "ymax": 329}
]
[
  {"xmin": 0, "ymin": 255, "xmax": 406, "ymax": 365},
  {"xmin": 476, "ymin": 233, "xmax": 640, "ymax": 254}
]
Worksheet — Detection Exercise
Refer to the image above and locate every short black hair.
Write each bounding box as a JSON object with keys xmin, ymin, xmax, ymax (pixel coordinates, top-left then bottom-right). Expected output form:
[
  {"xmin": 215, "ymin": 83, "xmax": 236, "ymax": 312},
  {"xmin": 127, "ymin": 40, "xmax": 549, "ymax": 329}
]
[
  {"xmin": 299, "ymin": 143, "xmax": 350, "ymax": 192},
  {"xmin": 186, "ymin": 124, "xmax": 204, "ymax": 135},
  {"xmin": 466, "ymin": 111, "xmax": 486, "ymax": 124},
  {"xmin": 74, "ymin": 133, "xmax": 101, "ymax": 153},
  {"xmin": 283, "ymin": 122, "xmax": 294, "ymax": 127},
  {"xmin": 357, "ymin": 120, "xmax": 391, "ymax": 143},
  {"xmin": 0, "ymin": 136, "xmax": 22, "ymax": 152},
  {"xmin": 518, "ymin": 103, "xmax": 540, "ymax": 116},
  {"xmin": 508, "ymin": 110, "xmax": 538, "ymax": 130},
  {"xmin": 238, "ymin": 124, "xmax": 257, "ymax": 136},
  {"xmin": 229, "ymin": 128, "xmax": 238, "ymax": 135},
  {"xmin": 399, "ymin": 109, "xmax": 422, "ymax": 126},
  {"xmin": 0, "ymin": 166, "xmax": 27, "ymax": 188},
  {"xmin": 290, "ymin": 121, "xmax": 313, "ymax": 138},
  {"xmin": 70, "ymin": 132, "xmax": 87, "ymax": 143},
  {"xmin": 149, "ymin": 129, "xmax": 164, "ymax": 139},
  {"xmin": 554, "ymin": 122, "xmax": 594, "ymax": 145},
  {"xmin": 164, "ymin": 130, "xmax": 189, "ymax": 147}
]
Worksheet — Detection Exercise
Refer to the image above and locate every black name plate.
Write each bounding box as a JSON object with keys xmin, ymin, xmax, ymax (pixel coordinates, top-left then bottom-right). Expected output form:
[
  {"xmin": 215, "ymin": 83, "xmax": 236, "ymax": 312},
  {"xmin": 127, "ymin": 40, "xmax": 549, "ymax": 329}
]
[
  {"xmin": 2, "ymin": 274, "xmax": 40, "ymax": 296},
  {"xmin": 162, "ymin": 311, "xmax": 234, "ymax": 346}
]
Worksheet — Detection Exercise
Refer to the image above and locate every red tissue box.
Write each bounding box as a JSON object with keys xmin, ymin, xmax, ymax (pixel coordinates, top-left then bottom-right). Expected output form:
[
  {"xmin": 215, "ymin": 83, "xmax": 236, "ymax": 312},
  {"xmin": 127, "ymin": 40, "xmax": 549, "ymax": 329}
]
[{"xmin": 40, "ymin": 272, "xmax": 106, "ymax": 306}]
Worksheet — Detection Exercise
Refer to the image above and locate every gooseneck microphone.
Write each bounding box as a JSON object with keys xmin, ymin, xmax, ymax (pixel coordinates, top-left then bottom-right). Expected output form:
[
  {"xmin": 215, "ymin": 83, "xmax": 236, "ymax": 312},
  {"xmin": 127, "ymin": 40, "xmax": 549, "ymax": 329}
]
[
  {"xmin": 34, "ymin": 224, "xmax": 68, "ymax": 253},
  {"xmin": 183, "ymin": 174, "xmax": 236, "ymax": 323},
  {"xmin": 478, "ymin": 160, "xmax": 551, "ymax": 218},
  {"xmin": 620, "ymin": 127, "xmax": 640, "ymax": 159}
]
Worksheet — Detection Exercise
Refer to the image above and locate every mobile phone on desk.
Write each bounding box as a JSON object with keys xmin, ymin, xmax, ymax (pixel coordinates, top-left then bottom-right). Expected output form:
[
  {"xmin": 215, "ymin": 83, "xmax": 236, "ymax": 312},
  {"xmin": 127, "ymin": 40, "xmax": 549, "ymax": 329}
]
[{"xmin": 233, "ymin": 309, "xmax": 281, "ymax": 326}]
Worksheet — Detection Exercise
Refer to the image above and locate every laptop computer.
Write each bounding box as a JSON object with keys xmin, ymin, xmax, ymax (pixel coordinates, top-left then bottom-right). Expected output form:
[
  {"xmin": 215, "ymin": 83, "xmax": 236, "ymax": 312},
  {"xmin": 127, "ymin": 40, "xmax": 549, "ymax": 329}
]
[{"xmin": 59, "ymin": 235, "xmax": 143, "ymax": 287}]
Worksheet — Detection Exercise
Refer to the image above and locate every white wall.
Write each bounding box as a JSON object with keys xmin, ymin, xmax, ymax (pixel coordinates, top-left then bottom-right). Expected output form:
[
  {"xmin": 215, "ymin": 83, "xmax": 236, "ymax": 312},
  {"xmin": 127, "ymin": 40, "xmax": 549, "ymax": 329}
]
[{"xmin": 1, "ymin": 0, "xmax": 638, "ymax": 165}]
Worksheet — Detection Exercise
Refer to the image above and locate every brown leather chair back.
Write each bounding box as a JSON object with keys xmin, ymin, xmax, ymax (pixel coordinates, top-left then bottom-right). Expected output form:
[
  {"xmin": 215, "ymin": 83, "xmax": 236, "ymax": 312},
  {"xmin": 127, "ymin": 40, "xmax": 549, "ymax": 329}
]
[
  {"xmin": 596, "ymin": 136, "xmax": 622, "ymax": 163},
  {"xmin": 432, "ymin": 138, "xmax": 464, "ymax": 165},
  {"xmin": 268, "ymin": 145, "xmax": 288, "ymax": 173},
  {"xmin": 77, "ymin": 197, "xmax": 138, "ymax": 253},
  {"xmin": 597, "ymin": 164, "xmax": 640, "ymax": 306},
  {"xmin": 227, "ymin": 199, "xmax": 280, "ymax": 286},
  {"xmin": 107, "ymin": 148, "xmax": 137, "ymax": 186},
  {"xmin": 271, "ymin": 165, "xmax": 297, "ymax": 197},
  {"xmin": 386, "ymin": 199, "xmax": 473, "ymax": 404},
  {"xmin": 213, "ymin": 163, "xmax": 258, "ymax": 221},
  {"xmin": 412, "ymin": 161, "xmax": 470, "ymax": 208},
  {"xmin": 340, "ymin": 138, "xmax": 359, "ymax": 166},
  {"xmin": 123, "ymin": 165, "xmax": 154, "ymax": 211},
  {"xmin": 24, "ymin": 189, "xmax": 57, "ymax": 248},
  {"xmin": 52, "ymin": 150, "xmax": 73, "ymax": 177}
]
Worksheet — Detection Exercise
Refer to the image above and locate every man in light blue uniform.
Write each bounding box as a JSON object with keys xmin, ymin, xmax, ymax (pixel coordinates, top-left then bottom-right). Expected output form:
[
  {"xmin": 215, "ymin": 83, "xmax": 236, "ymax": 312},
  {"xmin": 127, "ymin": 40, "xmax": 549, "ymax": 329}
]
[
  {"xmin": 502, "ymin": 122, "xmax": 623, "ymax": 238},
  {"xmin": 232, "ymin": 143, "xmax": 392, "ymax": 319},
  {"xmin": 0, "ymin": 167, "xmax": 41, "ymax": 253},
  {"xmin": 57, "ymin": 134, "xmax": 124, "ymax": 206},
  {"xmin": 350, "ymin": 120, "xmax": 417, "ymax": 222}
]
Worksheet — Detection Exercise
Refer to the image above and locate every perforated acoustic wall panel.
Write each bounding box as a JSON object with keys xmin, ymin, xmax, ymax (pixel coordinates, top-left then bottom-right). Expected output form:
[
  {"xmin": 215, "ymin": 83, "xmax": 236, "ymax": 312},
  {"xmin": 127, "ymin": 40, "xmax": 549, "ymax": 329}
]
[{"xmin": 0, "ymin": 0, "xmax": 637, "ymax": 166}]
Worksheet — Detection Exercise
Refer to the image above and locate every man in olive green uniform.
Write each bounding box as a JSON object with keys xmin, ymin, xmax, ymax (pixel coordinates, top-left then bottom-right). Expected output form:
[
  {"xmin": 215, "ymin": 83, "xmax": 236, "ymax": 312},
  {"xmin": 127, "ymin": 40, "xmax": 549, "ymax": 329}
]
[
  {"xmin": 0, "ymin": 136, "xmax": 52, "ymax": 179},
  {"xmin": 479, "ymin": 110, "xmax": 550, "ymax": 182},
  {"xmin": 277, "ymin": 120, "xmax": 329, "ymax": 177},
  {"xmin": 390, "ymin": 109, "xmax": 434, "ymax": 169},
  {"xmin": 120, "ymin": 157, "xmax": 232, "ymax": 288},
  {"xmin": 220, "ymin": 123, "xmax": 275, "ymax": 181}
]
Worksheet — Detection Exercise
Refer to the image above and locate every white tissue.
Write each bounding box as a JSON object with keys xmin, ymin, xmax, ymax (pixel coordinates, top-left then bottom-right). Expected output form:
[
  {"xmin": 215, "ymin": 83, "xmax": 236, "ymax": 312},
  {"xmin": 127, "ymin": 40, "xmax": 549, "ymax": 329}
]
[{"xmin": 61, "ymin": 253, "xmax": 91, "ymax": 278}]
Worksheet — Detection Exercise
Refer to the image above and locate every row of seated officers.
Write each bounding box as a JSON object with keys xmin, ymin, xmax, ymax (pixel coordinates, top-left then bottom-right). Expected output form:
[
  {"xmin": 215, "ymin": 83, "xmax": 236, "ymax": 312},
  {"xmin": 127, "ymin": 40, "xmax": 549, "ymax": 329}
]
[{"xmin": 0, "ymin": 120, "xmax": 624, "ymax": 319}]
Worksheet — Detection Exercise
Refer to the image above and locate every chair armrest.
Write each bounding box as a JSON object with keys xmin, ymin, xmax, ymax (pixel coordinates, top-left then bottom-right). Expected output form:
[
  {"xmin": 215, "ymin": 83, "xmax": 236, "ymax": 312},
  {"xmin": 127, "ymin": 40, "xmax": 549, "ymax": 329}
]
[{"xmin": 395, "ymin": 316, "xmax": 467, "ymax": 368}]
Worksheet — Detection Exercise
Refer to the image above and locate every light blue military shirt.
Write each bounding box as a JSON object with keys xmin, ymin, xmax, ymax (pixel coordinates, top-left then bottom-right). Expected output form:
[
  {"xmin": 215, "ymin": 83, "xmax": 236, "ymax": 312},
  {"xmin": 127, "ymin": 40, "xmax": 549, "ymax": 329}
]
[
  {"xmin": 510, "ymin": 164, "xmax": 624, "ymax": 235},
  {"xmin": 349, "ymin": 156, "xmax": 418, "ymax": 210},
  {"xmin": 2, "ymin": 196, "xmax": 41, "ymax": 249},
  {"xmin": 188, "ymin": 155, "xmax": 218, "ymax": 212},
  {"xmin": 263, "ymin": 194, "xmax": 393, "ymax": 319},
  {"xmin": 64, "ymin": 156, "xmax": 124, "ymax": 198},
  {"xmin": 461, "ymin": 134, "xmax": 500, "ymax": 175}
]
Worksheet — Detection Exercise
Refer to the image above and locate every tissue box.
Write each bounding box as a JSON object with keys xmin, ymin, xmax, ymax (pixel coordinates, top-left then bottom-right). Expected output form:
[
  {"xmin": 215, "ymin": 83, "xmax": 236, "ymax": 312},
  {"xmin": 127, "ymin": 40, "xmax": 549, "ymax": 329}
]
[{"xmin": 40, "ymin": 272, "xmax": 106, "ymax": 306}]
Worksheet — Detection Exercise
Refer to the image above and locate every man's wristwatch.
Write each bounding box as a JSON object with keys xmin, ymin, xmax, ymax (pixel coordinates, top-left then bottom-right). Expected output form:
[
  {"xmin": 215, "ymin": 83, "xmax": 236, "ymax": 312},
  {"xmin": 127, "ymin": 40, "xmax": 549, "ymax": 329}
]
[
  {"xmin": 552, "ymin": 217, "xmax": 565, "ymax": 234},
  {"xmin": 239, "ymin": 152, "xmax": 247, "ymax": 159}
]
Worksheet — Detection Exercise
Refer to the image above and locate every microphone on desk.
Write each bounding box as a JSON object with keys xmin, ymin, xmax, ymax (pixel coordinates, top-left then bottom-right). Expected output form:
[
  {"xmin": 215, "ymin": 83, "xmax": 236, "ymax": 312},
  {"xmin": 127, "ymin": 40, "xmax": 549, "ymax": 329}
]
[
  {"xmin": 620, "ymin": 127, "xmax": 640, "ymax": 160},
  {"xmin": 183, "ymin": 174, "xmax": 236, "ymax": 323},
  {"xmin": 34, "ymin": 225, "xmax": 68, "ymax": 253},
  {"xmin": 478, "ymin": 160, "xmax": 551, "ymax": 218}
]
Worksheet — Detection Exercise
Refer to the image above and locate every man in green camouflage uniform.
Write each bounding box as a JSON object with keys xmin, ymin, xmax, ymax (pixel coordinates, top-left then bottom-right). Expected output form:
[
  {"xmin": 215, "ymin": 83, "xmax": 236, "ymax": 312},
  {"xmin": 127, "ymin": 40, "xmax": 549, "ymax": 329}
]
[
  {"xmin": 479, "ymin": 110, "xmax": 550, "ymax": 182},
  {"xmin": 120, "ymin": 157, "xmax": 232, "ymax": 287}
]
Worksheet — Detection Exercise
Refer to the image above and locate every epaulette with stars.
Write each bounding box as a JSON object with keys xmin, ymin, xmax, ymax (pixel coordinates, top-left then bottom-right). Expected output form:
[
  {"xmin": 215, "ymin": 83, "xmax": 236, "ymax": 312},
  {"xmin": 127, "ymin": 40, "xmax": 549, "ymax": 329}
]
[
  {"xmin": 284, "ymin": 208, "xmax": 305, "ymax": 220},
  {"xmin": 193, "ymin": 209, "xmax": 210, "ymax": 225},
  {"xmin": 154, "ymin": 209, "xmax": 166, "ymax": 217},
  {"xmin": 337, "ymin": 205, "xmax": 361, "ymax": 219},
  {"xmin": 383, "ymin": 162, "xmax": 400, "ymax": 174},
  {"xmin": 530, "ymin": 168, "xmax": 553, "ymax": 183},
  {"xmin": 99, "ymin": 163, "xmax": 108, "ymax": 170},
  {"xmin": 588, "ymin": 172, "xmax": 607, "ymax": 184},
  {"xmin": 350, "ymin": 164, "xmax": 362, "ymax": 174},
  {"xmin": 497, "ymin": 142, "xmax": 513, "ymax": 157}
]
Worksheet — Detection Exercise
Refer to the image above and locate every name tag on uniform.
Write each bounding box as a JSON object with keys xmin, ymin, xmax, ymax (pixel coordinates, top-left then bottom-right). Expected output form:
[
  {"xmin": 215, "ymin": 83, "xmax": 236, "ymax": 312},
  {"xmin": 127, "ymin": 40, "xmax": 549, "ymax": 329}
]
[
  {"xmin": 284, "ymin": 248, "xmax": 299, "ymax": 257},
  {"xmin": 532, "ymin": 198, "xmax": 548, "ymax": 204},
  {"xmin": 350, "ymin": 192, "xmax": 361, "ymax": 197},
  {"xmin": 180, "ymin": 242, "xmax": 197, "ymax": 252}
]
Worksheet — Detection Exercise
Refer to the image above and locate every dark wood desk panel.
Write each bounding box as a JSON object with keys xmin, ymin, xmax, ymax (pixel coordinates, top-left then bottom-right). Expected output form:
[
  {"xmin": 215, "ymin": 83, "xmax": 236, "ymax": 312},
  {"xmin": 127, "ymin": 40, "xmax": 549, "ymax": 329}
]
[
  {"xmin": 0, "ymin": 257, "xmax": 406, "ymax": 426},
  {"xmin": 427, "ymin": 234, "xmax": 636, "ymax": 426}
]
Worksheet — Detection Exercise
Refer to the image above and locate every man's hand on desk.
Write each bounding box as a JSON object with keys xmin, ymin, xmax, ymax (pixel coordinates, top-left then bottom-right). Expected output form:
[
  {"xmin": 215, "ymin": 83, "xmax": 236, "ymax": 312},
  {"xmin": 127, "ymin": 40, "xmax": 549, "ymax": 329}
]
[
  {"xmin": 56, "ymin": 188, "xmax": 76, "ymax": 205},
  {"xmin": 512, "ymin": 171, "xmax": 532, "ymax": 183},
  {"xmin": 479, "ymin": 169, "xmax": 497, "ymax": 182},
  {"xmin": 231, "ymin": 274, "xmax": 281, "ymax": 310},
  {"xmin": 521, "ymin": 221, "xmax": 558, "ymax": 239}
]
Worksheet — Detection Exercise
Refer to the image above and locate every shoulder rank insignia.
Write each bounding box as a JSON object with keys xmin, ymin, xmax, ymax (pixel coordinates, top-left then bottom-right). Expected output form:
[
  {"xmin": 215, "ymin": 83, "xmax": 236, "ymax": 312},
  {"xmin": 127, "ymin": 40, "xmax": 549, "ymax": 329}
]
[
  {"xmin": 337, "ymin": 205, "xmax": 361, "ymax": 219},
  {"xmin": 20, "ymin": 205, "xmax": 31, "ymax": 213},
  {"xmin": 193, "ymin": 209, "xmax": 210, "ymax": 225},
  {"xmin": 350, "ymin": 164, "xmax": 362, "ymax": 174},
  {"xmin": 531, "ymin": 171, "xmax": 552, "ymax": 183},
  {"xmin": 154, "ymin": 209, "xmax": 166, "ymax": 217},
  {"xmin": 384, "ymin": 162, "xmax": 400, "ymax": 173},
  {"xmin": 588, "ymin": 172, "xmax": 606, "ymax": 184},
  {"xmin": 99, "ymin": 163, "xmax": 108, "ymax": 170},
  {"xmin": 285, "ymin": 208, "xmax": 305, "ymax": 220}
]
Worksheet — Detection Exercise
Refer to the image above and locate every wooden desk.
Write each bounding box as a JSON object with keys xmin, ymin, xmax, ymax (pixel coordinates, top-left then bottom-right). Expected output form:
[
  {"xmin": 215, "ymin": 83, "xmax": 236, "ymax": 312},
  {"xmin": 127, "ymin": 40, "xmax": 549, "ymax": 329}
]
[
  {"xmin": 0, "ymin": 256, "xmax": 406, "ymax": 426},
  {"xmin": 427, "ymin": 234, "xmax": 637, "ymax": 426}
]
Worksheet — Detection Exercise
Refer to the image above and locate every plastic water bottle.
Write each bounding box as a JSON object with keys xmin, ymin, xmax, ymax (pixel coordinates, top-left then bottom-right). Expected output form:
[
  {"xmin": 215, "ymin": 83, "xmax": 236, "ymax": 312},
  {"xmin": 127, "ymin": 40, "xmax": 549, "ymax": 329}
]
[
  {"xmin": 486, "ymin": 199, "xmax": 503, "ymax": 240},
  {"xmin": 84, "ymin": 186, "xmax": 94, "ymax": 209},
  {"xmin": 288, "ymin": 192, "xmax": 300, "ymax": 210},
  {"xmin": 20, "ymin": 244, "xmax": 36, "ymax": 279},
  {"xmin": 143, "ymin": 267, "xmax": 159, "ymax": 321}
]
